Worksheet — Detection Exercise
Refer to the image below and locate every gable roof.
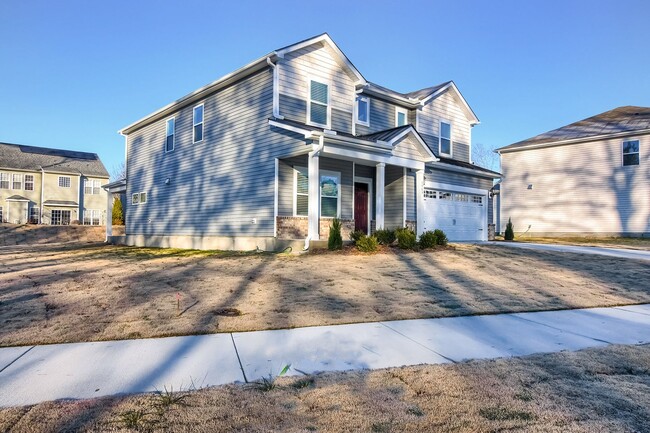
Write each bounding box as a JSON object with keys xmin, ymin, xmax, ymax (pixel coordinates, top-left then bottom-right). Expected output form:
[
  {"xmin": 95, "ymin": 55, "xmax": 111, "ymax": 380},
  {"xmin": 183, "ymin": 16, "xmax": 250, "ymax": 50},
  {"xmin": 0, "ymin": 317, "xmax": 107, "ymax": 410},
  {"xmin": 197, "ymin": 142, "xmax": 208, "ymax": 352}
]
[
  {"xmin": 497, "ymin": 106, "xmax": 650, "ymax": 152},
  {"xmin": 0, "ymin": 142, "xmax": 109, "ymax": 177}
]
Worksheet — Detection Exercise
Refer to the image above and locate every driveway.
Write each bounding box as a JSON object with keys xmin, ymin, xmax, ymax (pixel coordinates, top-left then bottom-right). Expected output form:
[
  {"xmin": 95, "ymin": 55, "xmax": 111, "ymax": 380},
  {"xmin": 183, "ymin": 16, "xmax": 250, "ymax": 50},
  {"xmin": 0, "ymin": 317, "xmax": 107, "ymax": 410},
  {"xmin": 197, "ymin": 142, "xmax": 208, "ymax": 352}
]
[{"xmin": 487, "ymin": 241, "xmax": 650, "ymax": 261}]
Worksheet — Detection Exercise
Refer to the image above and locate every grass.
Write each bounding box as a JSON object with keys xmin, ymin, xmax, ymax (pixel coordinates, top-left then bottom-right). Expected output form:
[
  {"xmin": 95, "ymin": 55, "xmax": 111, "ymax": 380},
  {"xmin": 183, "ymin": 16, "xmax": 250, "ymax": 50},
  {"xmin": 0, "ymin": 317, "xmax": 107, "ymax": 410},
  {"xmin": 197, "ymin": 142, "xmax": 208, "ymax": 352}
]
[
  {"xmin": 1, "ymin": 344, "xmax": 648, "ymax": 432},
  {"xmin": 1, "ymin": 242, "xmax": 650, "ymax": 347}
]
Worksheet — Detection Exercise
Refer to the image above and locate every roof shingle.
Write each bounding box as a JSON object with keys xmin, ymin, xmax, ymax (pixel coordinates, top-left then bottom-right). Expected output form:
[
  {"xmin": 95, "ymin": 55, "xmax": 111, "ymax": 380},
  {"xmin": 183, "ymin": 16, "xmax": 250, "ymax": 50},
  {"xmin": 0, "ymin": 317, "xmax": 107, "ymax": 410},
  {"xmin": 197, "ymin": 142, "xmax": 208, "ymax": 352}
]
[{"xmin": 0, "ymin": 142, "xmax": 109, "ymax": 177}]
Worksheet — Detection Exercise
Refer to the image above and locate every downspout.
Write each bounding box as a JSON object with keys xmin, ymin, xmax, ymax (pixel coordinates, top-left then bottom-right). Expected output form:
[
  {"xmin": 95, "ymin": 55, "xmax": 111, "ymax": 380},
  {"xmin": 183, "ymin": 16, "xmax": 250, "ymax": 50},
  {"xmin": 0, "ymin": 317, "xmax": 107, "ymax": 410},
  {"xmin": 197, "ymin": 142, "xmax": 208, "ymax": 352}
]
[
  {"xmin": 304, "ymin": 135, "xmax": 324, "ymax": 251},
  {"xmin": 39, "ymin": 166, "xmax": 45, "ymax": 224},
  {"xmin": 266, "ymin": 57, "xmax": 283, "ymax": 119}
]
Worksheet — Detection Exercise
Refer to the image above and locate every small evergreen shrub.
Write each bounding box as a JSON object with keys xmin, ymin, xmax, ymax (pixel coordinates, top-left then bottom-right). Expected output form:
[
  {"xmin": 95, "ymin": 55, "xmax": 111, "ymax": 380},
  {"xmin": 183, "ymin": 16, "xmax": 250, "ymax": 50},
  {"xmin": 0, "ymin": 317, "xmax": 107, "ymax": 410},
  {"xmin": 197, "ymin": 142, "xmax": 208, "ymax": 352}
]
[
  {"xmin": 374, "ymin": 229, "xmax": 396, "ymax": 245},
  {"xmin": 328, "ymin": 218, "xmax": 343, "ymax": 250},
  {"xmin": 433, "ymin": 229, "xmax": 448, "ymax": 246},
  {"xmin": 112, "ymin": 197, "xmax": 124, "ymax": 225},
  {"xmin": 395, "ymin": 227, "xmax": 417, "ymax": 249},
  {"xmin": 349, "ymin": 230, "xmax": 365, "ymax": 245},
  {"xmin": 419, "ymin": 231, "xmax": 437, "ymax": 249},
  {"xmin": 356, "ymin": 235, "xmax": 379, "ymax": 252},
  {"xmin": 504, "ymin": 218, "xmax": 515, "ymax": 241}
]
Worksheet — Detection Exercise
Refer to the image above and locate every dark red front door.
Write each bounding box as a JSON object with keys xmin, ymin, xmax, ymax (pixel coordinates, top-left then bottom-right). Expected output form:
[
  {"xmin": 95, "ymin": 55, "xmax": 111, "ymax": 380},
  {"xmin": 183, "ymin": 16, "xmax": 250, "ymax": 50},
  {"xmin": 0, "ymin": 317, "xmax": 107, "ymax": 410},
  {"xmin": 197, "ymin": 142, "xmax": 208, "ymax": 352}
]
[{"xmin": 354, "ymin": 183, "xmax": 369, "ymax": 233}]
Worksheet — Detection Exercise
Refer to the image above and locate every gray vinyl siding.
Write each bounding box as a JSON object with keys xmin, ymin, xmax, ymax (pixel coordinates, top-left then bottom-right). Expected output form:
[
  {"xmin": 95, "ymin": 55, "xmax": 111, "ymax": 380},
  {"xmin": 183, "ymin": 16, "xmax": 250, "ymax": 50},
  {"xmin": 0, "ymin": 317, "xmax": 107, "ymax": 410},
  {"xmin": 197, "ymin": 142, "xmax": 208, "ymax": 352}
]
[
  {"xmin": 500, "ymin": 134, "xmax": 650, "ymax": 234},
  {"xmin": 425, "ymin": 167, "xmax": 493, "ymax": 190},
  {"xmin": 279, "ymin": 94, "xmax": 306, "ymax": 124},
  {"xmin": 453, "ymin": 143, "xmax": 470, "ymax": 161},
  {"xmin": 332, "ymin": 108, "xmax": 352, "ymax": 133},
  {"xmin": 277, "ymin": 156, "xmax": 353, "ymax": 220},
  {"xmin": 406, "ymin": 172, "xmax": 416, "ymax": 221},
  {"xmin": 355, "ymin": 97, "xmax": 413, "ymax": 136},
  {"xmin": 384, "ymin": 165, "xmax": 404, "ymax": 229},
  {"xmin": 393, "ymin": 135, "xmax": 427, "ymax": 161},
  {"xmin": 126, "ymin": 68, "xmax": 304, "ymax": 237}
]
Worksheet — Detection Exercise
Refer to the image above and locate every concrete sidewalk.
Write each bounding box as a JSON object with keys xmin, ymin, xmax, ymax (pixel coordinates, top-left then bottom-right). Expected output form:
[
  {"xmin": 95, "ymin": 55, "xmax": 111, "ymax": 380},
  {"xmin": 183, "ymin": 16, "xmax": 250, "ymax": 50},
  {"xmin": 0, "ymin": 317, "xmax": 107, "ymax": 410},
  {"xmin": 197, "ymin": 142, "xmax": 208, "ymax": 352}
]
[
  {"xmin": 1, "ymin": 304, "xmax": 649, "ymax": 407},
  {"xmin": 486, "ymin": 241, "xmax": 650, "ymax": 261}
]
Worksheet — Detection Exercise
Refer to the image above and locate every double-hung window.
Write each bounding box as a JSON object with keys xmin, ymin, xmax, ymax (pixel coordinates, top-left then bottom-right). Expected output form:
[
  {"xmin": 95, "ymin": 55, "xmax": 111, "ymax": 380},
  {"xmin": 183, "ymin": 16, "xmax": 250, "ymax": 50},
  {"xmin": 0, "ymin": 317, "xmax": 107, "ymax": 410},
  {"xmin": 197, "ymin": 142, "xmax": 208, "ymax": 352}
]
[
  {"xmin": 84, "ymin": 179, "xmax": 101, "ymax": 195},
  {"xmin": 395, "ymin": 107, "xmax": 408, "ymax": 127},
  {"xmin": 308, "ymin": 80, "xmax": 329, "ymax": 127},
  {"xmin": 12, "ymin": 174, "xmax": 22, "ymax": 190},
  {"xmin": 58, "ymin": 176, "xmax": 71, "ymax": 188},
  {"xmin": 294, "ymin": 167, "xmax": 340, "ymax": 218},
  {"xmin": 165, "ymin": 118, "xmax": 175, "ymax": 152},
  {"xmin": 355, "ymin": 96, "xmax": 369, "ymax": 126},
  {"xmin": 193, "ymin": 104, "xmax": 204, "ymax": 143},
  {"xmin": 623, "ymin": 140, "xmax": 640, "ymax": 166},
  {"xmin": 0, "ymin": 173, "xmax": 8, "ymax": 189},
  {"xmin": 25, "ymin": 175, "xmax": 34, "ymax": 191},
  {"xmin": 29, "ymin": 206, "xmax": 39, "ymax": 224},
  {"xmin": 439, "ymin": 121, "xmax": 452, "ymax": 156}
]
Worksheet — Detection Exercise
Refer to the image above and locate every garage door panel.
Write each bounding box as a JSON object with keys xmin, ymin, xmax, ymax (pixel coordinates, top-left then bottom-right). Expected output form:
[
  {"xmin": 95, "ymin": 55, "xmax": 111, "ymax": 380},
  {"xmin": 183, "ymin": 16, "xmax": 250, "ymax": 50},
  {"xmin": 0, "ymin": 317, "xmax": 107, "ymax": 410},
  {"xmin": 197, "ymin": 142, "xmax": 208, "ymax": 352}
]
[{"xmin": 422, "ymin": 187, "xmax": 486, "ymax": 241}]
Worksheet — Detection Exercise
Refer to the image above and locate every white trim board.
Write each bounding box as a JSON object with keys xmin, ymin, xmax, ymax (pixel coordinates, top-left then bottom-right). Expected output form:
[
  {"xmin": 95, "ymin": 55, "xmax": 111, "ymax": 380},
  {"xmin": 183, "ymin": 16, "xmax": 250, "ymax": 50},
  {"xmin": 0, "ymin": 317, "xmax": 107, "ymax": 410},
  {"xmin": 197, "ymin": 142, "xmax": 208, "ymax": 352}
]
[{"xmin": 423, "ymin": 181, "xmax": 489, "ymax": 196}]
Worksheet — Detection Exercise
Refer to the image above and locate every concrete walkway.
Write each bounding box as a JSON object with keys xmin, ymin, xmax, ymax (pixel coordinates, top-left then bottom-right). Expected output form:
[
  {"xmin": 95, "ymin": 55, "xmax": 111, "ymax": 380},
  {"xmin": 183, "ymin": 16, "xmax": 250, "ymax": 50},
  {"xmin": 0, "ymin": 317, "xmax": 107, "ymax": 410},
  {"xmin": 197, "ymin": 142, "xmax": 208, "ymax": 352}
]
[
  {"xmin": 1, "ymin": 304, "xmax": 649, "ymax": 407},
  {"xmin": 486, "ymin": 241, "xmax": 650, "ymax": 261}
]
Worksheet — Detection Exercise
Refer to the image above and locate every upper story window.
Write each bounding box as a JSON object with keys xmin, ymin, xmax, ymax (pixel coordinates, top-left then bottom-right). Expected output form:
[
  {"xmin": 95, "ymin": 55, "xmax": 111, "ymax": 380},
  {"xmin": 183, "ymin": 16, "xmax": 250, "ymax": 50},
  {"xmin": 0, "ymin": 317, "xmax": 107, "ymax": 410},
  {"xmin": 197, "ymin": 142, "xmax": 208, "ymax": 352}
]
[
  {"xmin": 308, "ymin": 80, "xmax": 329, "ymax": 127},
  {"xmin": 84, "ymin": 179, "xmax": 101, "ymax": 195},
  {"xmin": 193, "ymin": 104, "xmax": 204, "ymax": 143},
  {"xmin": 12, "ymin": 174, "xmax": 22, "ymax": 190},
  {"xmin": 623, "ymin": 140, "xmax": 640, "ymax": 166},
  {"xmin": 25, "ymin": 175, "xmax": 34, "ymax": 191},
  {"xmin": 395, "ymin": 107, "xmax": 408, "ymax": 127},
  {"xmin": 355, "ymin": 96, "xmax": 369, "ymax": 126},
  {"xmin": 58, "ymin": 176, "xmax": 71, "ymax": 188},
  {"xmin": 439, "ymin": 121, "xmax": 452, "ymax": 156},
  {"xmin": 0, "ymin": 173, "xmax": 8, "ymax": 189},
  {"xmin": 165, "ymin": 118, "xmax": 175, "ymax": 153}
]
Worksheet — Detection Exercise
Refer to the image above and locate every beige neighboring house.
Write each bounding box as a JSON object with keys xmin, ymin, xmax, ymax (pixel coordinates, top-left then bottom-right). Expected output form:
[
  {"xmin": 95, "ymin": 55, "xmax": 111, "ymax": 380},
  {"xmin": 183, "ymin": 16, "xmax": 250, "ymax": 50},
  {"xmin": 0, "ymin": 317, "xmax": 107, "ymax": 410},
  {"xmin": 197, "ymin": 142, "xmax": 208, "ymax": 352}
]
[
  {"xmin": 496, "ymin": 106, "xmax": 649, "ymax": 237},
  {"xmin": 0, "ymin": 142, "xmax": 109, "ymax": 225}
]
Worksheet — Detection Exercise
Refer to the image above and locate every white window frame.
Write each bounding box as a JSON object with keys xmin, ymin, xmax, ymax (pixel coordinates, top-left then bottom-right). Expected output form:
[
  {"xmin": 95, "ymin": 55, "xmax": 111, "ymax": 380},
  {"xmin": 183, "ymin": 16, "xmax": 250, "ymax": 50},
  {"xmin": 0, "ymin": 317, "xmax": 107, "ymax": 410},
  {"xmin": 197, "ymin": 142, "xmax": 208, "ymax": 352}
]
[
  {"xmin": 58, "ymin": 176, "xmax": 71, "ymax": 188},
  {"xmin": 12, "ymin": 173, "xmax": 22, "ymax": 190},
  {"xmin": 395, "ymin": 106, "xmax": 408, "ymax": 127},
  {"xmin": 165, "ymin": 117, "xmax": 175, "ymax": 153},
  {"xmin": 83, "ymin": 209, "xmax": 101, "ymax": 226},
  {"xmin": 29, "ymin": 206, "xmax": 39, "ymax": 224},
  {"xmin": 25, "ymin": 174, "xmax": 34, "ymax": 191},
  {"xmin": 306, "ymin": 79, "xmax": 331, "ymax": 128},
  {"xmin": 131, "ymin": 193, "xmax": 140, "ymax": 205},
  {"xmin": 51, "ymin": 209, "xmax": 71, "ymax": 226},
  {"xmin": 439, "ymin": 120, "xmax": 453, "ymax": 157},
  {"xmin": 139, "ymin": 192, "xmax": 147, "ymax": 204},
  {"xmin": 84, "ymin": 179, "xmax": 101, "ymax": 195},
  {"xmin": 0, "ymin": 173, "xmax": 8, "ymax": 189},
  {"xmin": 293, "ymin": 166, "xmax": 309, "ymax": 217},
  {"xmin": 622, "ymin": 139, "xmax": 640, "ymax": 166},
  {"xmin": 355, "ymin": 95, "xmax": 370, "ymax": 127},
  {"xmin": 193, "ymin": 103, "xmax": 204, "ymax": 143},
  {"xmin": 319, "ymin": 169, "xmax": 341, "ymax": 219}
]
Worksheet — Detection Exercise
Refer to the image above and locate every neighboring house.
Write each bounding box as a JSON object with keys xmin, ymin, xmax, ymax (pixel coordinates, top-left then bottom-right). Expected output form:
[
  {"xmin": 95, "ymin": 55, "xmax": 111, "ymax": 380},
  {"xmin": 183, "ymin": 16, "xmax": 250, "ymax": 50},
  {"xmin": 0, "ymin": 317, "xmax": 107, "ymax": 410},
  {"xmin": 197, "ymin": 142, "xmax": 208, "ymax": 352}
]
[
  {"xmin": 496, "ymin": 106, "xmax": 650, "ymax": 237},
  {"xmin": 0, "ymin": 142, "xmax": 110, "ymax": 225},
  {"xmin": 115, "ymin": 33, "xmax": 500, "ymax": 250}
]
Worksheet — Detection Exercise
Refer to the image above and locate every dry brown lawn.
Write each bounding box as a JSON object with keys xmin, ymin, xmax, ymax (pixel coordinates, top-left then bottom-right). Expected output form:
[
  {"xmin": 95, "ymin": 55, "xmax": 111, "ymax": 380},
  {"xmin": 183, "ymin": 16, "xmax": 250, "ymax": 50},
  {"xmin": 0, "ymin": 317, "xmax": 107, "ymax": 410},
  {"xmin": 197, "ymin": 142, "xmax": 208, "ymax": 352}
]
[
  {"xmin": 1, "ymin": 242, "xmax": 650, "ymax": 347},
  {"xmin": 1, "ymin": 344, "xmax": 648, "ymax": 432},
  {"xmin": 516, "ymin": 236, "xmax": 650, "ymax": 251}
]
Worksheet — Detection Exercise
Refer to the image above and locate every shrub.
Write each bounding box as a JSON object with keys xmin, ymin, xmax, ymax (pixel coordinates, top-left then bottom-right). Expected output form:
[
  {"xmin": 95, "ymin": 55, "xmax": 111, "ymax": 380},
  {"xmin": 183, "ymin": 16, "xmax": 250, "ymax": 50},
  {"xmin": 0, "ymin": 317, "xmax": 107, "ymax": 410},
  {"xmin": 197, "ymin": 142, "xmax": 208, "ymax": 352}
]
[
  {"xmin": 395, "ymin": 227, "xmax": 417, "ymax": 249},
  {"xmin": 374, "ymin": 229, "xmax": 396, "ymax": 245},
  {"xmin": 328, "ymin": 218, "xmax": 343, "ymax": 250},
  {"xmin": 349, "ymin": 230, "xmax": 365, "ymax": 245},
  {"xmin": 433, "ymin": 229, "xmax": 448, "ymax": 246},
  {"xmin": 356, "ymin": 235, "xmax": 379, "ymax": 252},
  {"xmin": 504, "ymin": 218, "xmax": 515, "ymax": 241},
  {"xmin": 419, "ymin": 231, "xmax": 437, "ymax": 249},
  {"xmin": 112, "ymin": 197, "xmax": 124, "ymax": 225}
]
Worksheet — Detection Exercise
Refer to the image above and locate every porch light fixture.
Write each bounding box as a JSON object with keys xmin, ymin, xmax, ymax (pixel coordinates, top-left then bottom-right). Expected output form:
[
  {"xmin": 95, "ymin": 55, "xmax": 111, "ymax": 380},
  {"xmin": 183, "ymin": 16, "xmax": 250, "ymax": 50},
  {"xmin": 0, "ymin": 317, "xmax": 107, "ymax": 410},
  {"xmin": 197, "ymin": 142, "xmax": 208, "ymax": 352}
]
[
  {"xmin": 527, "ymin": 184, "xmax": 533, "ymax": 190},
  {"xmin": 165, "ymin": 178, "xmax": 171, "ymax": 185}
]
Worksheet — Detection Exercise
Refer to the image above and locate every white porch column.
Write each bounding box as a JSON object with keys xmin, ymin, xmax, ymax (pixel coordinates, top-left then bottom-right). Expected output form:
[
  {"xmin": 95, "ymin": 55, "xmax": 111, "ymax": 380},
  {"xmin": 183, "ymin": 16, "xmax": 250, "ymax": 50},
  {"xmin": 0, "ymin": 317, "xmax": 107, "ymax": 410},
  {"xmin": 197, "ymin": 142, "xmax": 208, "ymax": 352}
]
[
  {"xmin": 308, "ymin": 152, "xmax": 320, "ymax": 240},
  {"xmin": 415, "ymin": 169, "xmax": 424, "ymax": 236},
  {"xmin": 376, "ymin": 163, "xmax": 385, "ymax": 230},
  {"xmin": 106, "ymin": 190, "xmax": 113, "ymax": 242}
]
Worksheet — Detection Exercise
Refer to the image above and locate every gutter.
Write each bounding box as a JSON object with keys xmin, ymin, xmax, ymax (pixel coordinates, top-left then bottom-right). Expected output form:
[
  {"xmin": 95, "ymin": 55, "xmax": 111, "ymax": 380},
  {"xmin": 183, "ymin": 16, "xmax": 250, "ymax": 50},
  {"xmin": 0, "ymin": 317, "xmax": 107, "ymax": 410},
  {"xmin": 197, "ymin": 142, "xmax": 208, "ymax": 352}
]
[{"xmin": 429, "ymin": 160, "xmax": 501, "ymax": 178}]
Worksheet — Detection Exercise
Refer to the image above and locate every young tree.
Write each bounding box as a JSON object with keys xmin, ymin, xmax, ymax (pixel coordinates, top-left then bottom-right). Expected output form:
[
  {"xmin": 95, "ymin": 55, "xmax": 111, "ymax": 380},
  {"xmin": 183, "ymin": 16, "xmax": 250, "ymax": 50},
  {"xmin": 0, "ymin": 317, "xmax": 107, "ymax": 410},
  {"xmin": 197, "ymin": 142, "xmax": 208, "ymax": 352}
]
[
  {"xmin": 504, "ymin": 218, "xmax": 515, "ymax": 241},
  {"xmin": 111, "ymin": 161, "xmax": 126, "ymax": 182},
  {"xmin": 112, "ymin": 197, "xmax": 124, "ymax": 225},
  {"xmin": 472, "ymin": 142, "xmax": 500, "ymax": 172}
]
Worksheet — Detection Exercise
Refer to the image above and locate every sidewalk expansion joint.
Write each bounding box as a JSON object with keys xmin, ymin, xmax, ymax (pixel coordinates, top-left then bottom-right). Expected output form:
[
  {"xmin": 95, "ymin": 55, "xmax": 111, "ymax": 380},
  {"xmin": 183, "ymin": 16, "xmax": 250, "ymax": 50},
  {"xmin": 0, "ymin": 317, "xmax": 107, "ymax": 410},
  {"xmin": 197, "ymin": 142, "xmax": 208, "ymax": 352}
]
[
  {"xmin": 512, "ymin": 315, "xmax": 614, "ymax": 345},
  {"xmin": 230, "ymin": 334, "xmax": 248, "ymax": 383},
  {"xmin": 0, "ymin": 346, "xmax": 35, "ymax": 375},
  {"xmin": 379, "ymin": 322, "xmax": 458, "ymax": 364}
]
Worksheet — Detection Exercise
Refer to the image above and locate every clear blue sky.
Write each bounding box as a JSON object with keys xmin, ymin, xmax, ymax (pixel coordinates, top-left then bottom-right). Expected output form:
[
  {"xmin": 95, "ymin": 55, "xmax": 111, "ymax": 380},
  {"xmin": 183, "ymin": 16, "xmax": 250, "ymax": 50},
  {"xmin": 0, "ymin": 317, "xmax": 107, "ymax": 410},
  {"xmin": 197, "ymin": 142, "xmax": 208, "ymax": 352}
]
[{"xmin": 1, "ymin": 0, "xmax": 649, "ymax": 176}]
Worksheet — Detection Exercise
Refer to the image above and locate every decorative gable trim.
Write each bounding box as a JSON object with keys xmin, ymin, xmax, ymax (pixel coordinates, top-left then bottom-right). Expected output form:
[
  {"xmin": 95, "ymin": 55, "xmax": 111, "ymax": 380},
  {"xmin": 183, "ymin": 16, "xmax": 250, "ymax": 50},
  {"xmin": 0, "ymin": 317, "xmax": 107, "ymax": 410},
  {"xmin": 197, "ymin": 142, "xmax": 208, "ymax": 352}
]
[{"xmin": 378, "ymin": 126, "xmax": 437, "ymax": 162}]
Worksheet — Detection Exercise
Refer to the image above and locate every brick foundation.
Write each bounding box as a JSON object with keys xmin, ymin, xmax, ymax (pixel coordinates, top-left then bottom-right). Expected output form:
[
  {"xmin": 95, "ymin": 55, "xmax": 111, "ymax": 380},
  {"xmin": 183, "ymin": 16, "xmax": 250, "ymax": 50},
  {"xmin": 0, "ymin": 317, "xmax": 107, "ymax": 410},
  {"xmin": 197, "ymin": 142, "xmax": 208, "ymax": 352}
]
[{"xmin": 276, "ymin": 216, "xmax": 355, "ymax": 240}]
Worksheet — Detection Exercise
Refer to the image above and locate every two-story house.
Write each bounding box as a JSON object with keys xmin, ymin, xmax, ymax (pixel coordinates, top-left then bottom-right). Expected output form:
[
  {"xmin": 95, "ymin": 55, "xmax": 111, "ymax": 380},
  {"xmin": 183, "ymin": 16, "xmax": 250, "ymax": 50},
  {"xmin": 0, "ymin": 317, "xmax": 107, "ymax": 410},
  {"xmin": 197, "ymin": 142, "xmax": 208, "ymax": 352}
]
[
  {"xmin": 0, "ymin": 142, "xmax": 109, "ymax": 225},
  {"xmin": 497, "ymin": 106, "xmax": 650, "ymax": 236},
  {"xmin": 116, "ymin": 34, "xmax": 500, "ymax": 250}
]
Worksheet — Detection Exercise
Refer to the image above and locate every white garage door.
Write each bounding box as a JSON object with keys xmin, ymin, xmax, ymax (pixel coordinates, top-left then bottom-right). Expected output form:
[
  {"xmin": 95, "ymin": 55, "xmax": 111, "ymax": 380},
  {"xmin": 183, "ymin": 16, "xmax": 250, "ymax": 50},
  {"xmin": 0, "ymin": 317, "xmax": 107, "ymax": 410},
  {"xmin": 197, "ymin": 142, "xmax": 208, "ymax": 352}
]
[{"xmin": 421, "ymin": 188, "xmax": 487, "ymax": 241}]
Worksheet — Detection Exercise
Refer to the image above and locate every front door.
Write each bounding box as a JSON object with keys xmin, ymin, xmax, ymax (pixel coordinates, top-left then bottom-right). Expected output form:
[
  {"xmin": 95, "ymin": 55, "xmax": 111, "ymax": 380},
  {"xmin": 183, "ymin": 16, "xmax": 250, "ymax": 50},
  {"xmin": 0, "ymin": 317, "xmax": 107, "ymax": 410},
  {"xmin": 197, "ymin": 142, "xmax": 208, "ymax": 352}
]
[{"xmin": 354, "ymin": 182, "xmax": 369, "ymax": 234}]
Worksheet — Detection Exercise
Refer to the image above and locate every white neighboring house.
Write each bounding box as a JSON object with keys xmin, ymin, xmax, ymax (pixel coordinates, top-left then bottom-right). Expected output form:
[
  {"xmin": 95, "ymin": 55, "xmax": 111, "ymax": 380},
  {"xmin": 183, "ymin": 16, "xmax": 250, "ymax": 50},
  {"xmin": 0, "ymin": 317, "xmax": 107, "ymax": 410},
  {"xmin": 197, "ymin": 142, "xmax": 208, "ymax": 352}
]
[{"xmin": 496, "ymin": 106, "xmax": 650, "ymax": 237}]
